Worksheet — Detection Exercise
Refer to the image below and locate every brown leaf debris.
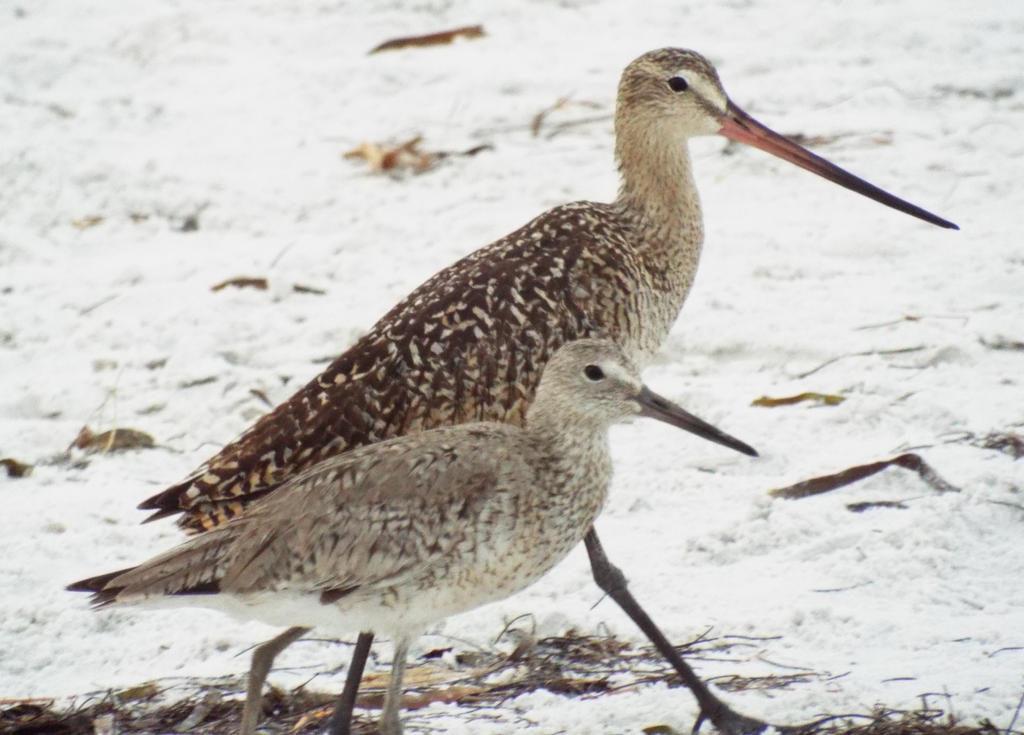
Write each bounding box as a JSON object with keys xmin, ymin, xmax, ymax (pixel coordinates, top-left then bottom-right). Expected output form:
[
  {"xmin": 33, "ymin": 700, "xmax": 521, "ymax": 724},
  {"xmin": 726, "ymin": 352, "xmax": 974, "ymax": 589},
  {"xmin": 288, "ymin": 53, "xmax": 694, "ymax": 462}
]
[
  {"xmin": 976, "ymin": 432, "xmax": 1024, "ymax": 459},
  {"xmin": 980, "ymin": 336, "xmax": 1024, "ymax": 351},
  {"xmin": 344, "ymin": 136, "xmax": 491, "ymax": 175},
  {"xmin": 345, "ymin": 136, "xmax": 433, "ymax": 173},
  {"xmin": 752, "ymin": 392, "xmax": 845, "ymax": 407},
  {"xmin": 70, "ymin": 426, "xmax": 156, "ymax": 454},
  {"xmin": 769, "ymin": 453, "xmax": 960, "ymax": 501},
  {"xmin": 0, "ymin": 457, "xmax": 33, "ymax": 478},
  {"xmin": 210, "ymin": 277, "xmax": 269, "ymax": 292},
  {"xmin": 0, "ymin": 630, "xmax": 1004, "ymax": 735},
  {"xmin": 71, "ymin": 216, "xmax": 104, "ymax": 230},
  {"xmin": 369, "ymin": 25, "xmax": 485, "ymax": 54}
]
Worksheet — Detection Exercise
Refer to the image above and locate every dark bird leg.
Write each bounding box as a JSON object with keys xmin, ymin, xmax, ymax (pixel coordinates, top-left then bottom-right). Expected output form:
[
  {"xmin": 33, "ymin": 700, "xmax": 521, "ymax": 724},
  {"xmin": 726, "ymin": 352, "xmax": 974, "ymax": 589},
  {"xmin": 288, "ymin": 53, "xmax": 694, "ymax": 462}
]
[
  {"xmin": 326, "ymin": 632, "xmax": 375, "ymax": 735},
  {"xmin": 584, "ymin": 528, "xmax": 783, "ymax": 735}
]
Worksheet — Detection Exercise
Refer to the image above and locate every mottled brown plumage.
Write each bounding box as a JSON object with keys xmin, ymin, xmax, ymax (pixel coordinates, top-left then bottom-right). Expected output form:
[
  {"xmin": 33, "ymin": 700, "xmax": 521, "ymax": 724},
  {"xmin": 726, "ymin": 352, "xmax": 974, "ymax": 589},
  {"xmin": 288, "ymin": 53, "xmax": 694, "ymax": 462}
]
[
  {"xmin": 140, "ymin": 60, "xmax": 708, "ymax": 531},
  {"xmin": 139, "ymin": 47, "xmax": 953, "ymax": 533}
]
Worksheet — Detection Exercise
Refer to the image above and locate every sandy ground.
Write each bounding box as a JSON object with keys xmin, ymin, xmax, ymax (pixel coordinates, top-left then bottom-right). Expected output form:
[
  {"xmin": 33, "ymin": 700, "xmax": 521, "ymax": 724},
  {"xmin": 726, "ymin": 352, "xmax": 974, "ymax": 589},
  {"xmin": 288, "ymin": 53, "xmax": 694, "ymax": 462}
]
[{"xmin": 2, "ymin": 1, "xmax": 1023, "ymax": 733}]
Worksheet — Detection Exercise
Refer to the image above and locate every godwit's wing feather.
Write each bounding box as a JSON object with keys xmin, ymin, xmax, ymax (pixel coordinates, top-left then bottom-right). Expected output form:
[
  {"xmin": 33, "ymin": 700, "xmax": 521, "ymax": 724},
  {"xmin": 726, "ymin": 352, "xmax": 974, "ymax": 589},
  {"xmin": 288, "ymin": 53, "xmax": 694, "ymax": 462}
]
[{"xmin": 139, "ymin": 202, "xmax": 661, "ymax": 533}]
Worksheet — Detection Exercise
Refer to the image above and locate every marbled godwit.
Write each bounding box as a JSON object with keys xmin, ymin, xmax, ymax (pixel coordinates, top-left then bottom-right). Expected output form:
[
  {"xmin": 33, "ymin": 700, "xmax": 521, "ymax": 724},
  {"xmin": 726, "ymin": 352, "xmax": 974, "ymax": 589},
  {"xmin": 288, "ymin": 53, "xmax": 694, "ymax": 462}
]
[
  {"xmin": 71, "ymin": 340, "xmax": 757, "ymax": 735},
  {"xmin": 132, "ymin": 48, "xmax": 956, "ymax": 733}
]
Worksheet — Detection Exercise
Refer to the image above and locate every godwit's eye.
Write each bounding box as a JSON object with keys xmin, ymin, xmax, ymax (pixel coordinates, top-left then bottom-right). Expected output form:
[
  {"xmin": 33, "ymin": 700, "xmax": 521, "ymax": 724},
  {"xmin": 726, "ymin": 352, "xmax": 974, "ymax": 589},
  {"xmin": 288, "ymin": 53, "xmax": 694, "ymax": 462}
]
[
  {"xmin": 667, "ymin": 76, "xmax": 688, "ymax": 92},
  {"xmin": 583, "ymin": 365, "xmax": 605, "ymax": 382}
]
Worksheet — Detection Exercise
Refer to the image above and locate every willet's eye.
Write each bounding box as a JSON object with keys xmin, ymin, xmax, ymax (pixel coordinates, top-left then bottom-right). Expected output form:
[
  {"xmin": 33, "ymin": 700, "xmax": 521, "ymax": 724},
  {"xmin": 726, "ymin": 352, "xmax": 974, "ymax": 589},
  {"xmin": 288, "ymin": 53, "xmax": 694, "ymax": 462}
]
[
  {"xmin": 583, "ymin": 365, "xmax": 605, "ymax": 381},
  {"xmin": 667, "ymin": 76, "xmax": 688, "ymax": 92}
]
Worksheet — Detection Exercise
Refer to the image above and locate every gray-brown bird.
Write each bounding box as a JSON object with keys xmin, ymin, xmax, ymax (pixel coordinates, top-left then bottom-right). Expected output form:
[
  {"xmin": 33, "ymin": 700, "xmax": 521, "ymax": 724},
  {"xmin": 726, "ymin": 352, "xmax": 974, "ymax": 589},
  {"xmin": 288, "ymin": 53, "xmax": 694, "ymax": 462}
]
[
  {"xmin": 130, "ymin": 48, "xmax": 956, "ymax": 734},
  {"xmin": 71, "ymin": 339, "xmax": 757, "ymax": 735}
]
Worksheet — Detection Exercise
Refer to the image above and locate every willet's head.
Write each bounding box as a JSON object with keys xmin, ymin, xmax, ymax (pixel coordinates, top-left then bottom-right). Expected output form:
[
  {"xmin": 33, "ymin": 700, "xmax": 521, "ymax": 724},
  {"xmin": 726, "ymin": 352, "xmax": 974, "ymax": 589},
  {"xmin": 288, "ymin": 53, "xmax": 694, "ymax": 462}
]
[{"xmin": 530, "ymin": 339, "xmax": 756, "ymax": 457}]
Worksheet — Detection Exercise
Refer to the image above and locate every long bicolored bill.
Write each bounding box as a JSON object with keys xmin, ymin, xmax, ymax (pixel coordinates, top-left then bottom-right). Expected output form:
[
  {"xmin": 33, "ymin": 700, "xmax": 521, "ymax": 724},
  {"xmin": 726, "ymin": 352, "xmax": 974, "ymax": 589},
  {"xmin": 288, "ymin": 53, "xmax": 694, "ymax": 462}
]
[
  {"xmin": 633, "ymin": 386, "xmax": 757, "ymax": 457},
  {"xmin": 719, "ymin": 99, "xmax": 958, "ymax": 230}
]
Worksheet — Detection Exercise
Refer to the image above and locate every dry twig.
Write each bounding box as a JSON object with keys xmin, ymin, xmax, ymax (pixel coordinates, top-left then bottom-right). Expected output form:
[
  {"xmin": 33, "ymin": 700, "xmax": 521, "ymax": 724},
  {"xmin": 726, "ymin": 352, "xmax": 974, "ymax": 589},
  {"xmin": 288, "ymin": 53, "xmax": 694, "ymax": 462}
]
[{"xmin": 793, "ymin": 346, "xmax": 926, "ymax": 380}]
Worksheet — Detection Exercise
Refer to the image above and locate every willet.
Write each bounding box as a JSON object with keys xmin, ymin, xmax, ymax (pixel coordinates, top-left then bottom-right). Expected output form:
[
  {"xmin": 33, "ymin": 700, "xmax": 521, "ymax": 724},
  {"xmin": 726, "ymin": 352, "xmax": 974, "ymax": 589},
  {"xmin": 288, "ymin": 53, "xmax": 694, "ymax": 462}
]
[
  {"xmin": 71, "ymin": 339, "xmax": 757, "ymax": 735},
  {"xmin": 133, "ymin": 48, "xmax": 957, "ymax": 733}
]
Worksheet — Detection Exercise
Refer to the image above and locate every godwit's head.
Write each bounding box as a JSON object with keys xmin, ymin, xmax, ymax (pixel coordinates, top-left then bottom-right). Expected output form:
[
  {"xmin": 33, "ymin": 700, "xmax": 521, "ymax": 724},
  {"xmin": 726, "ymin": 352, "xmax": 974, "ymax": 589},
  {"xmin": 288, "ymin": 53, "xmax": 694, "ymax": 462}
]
[{"xmin": 616, "ymin": 48, "xmax": 957, "ymax": 229}]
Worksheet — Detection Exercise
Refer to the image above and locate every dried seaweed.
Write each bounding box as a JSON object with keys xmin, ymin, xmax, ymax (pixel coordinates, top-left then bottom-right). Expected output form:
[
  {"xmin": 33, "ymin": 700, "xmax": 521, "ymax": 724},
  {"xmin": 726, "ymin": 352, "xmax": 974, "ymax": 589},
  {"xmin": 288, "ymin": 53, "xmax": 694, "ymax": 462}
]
[
  {"xmin": 292, "ymin": 283, "xmax": 326, "ymax": 295},
  {"xmin": 0, "ymin": 631, "xmax": 803, "ymax": 735},
  {"xmin": 752, "ymin": 392, "xmax": 845, "ymax": 407},
  {"xmin": 0, "ymin": 457, "xmax": 33, "ymax": 478},
  {"xmin": 70, "ymin": 216, "xmax": 103, "ymax": 230},
  {"xmin": 178, "ymin": 376, "xmax": 217, "ymax": 389},
  {"xmin": 210, "ymin": 277, "xmax": 269, "ymax": 292},
  {"xmin": 975, "ymin": 432, "xmax": 1024, "ymax": 460},
  {"xmin": 344, "ymin": 136, "xmax": 492, "ymax": 175},
  {"xmin": 69, "ymin": 427, "xmax": 156, "ymax": 454},
  {"xmin": 846, "ymin": 500, "xmax": 909, "ymax": 513},
  {"xmin": 0, "ymin": 632, "xmax": 1009, "ymax": 735},
  {"xmin": 798, "ymin": 705, "xmax": 1005, "ymax": 735},
  {"xmin": 369, "ymin": 25, "xmax": 485, "ymax": 54},
  {"xmin": 979, "ymin": 336, "xmax": 1024, "ymax": 351},
  {"xmin": 769, "ymin": 453, "xmax": 959, "ymax": 500},
  {"xmin": 207, "ymin": 278, "xmax": 326, "ymax": 295}
]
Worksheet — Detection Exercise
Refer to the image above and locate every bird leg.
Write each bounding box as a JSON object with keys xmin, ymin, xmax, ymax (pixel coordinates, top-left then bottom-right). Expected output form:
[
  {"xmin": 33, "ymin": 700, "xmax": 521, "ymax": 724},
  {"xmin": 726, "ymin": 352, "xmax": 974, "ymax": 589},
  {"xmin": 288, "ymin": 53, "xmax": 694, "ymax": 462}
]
[
  {"xmin": 583, "ymin": 528, "xmax": 781, "ymax": 735},
  {"xmin": 379, "ymin": 635, "xmax": 412, "ymax": 735},
  {"xmin": 241, "ymin": 626, "xmax": 309, "ymax": 735},
  {"xmin": 326, "ymin": 631, "xmax": 374, "ymax": 735}
]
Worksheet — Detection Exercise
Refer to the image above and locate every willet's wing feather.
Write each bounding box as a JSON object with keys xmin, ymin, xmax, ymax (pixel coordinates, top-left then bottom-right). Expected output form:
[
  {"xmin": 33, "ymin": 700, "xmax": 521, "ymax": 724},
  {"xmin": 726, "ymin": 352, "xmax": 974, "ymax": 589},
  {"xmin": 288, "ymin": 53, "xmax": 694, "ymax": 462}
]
[
  {"xmin": 210, "ymin": 425, "xmax": 528, "ymax": 596},
  {"xmin": 76, "ymin": 521, "xmax": 249, "ymax": 605}
]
